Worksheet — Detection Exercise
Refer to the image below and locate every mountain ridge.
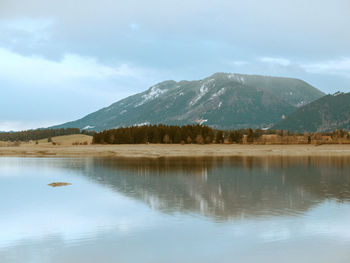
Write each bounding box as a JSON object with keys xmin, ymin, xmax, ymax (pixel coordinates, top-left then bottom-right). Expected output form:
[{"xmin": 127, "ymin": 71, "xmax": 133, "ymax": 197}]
[
  {"xmin": 272, "ymin": 92, "xmax": 350, "ymax": 132},
  {"xmin": 52, "ymin": 73, "xmax": 324, "ymax": 131}
]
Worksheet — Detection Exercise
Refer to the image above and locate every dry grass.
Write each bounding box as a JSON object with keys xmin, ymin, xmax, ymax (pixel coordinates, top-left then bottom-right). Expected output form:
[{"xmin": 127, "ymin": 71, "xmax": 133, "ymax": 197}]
[
  {"xmin": 36, "ymin": 134, "xmax": 93, "ymax": 145},
  {"xmin": 0, "ymin": 141, "xmax": 21, "ymax": 147},
  {"xmin": 0, "ymin": 134, "xmax": 92, "ymax": 146},
  {"xmin": 0, "ymin": 134, "xmax": 93, "ymax": 148}
]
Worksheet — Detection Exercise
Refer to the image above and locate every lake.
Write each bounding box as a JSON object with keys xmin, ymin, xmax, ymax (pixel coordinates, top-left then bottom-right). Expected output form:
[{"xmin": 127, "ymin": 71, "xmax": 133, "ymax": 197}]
[{"xmin": 1, "ymin": 156, "xmax": 350, "ymax": 263}]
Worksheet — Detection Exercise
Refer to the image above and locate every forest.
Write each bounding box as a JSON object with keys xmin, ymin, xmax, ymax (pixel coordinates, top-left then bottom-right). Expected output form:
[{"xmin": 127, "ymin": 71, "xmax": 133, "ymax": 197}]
[{"xmin": 92, "ymin": 125, "xmax": 350, "ymax": 145}]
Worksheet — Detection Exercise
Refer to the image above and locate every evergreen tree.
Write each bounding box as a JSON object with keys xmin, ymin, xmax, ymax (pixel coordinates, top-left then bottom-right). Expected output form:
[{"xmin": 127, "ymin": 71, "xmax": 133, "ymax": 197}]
[
  {"xmin": 215, "ymin": 131, "xmax": 224, "ymax": 143},
  {"xmin": 247, "ymin": 128, "xmax": 254, "ymax": 143}
]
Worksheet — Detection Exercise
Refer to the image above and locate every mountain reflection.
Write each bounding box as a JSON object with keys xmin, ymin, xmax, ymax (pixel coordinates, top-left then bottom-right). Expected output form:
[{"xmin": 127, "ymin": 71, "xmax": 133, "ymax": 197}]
[{"xmin": 67, "ymin": 156, "xmax": 350, "ymax": 220}]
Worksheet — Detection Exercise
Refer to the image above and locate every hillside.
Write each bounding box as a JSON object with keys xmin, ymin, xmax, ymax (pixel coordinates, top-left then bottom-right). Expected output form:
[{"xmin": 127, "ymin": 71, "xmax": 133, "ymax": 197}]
[
  {"xmin": 273, "ymin": 92, "xmax": 350, "ymax": 132},
  {"xmin": 52, "ymin": 73, "xmax": 324, "ymax": 130},
  {"xmin": 37, "ymin": 134, "xmax": 93, "ymax": 145}
]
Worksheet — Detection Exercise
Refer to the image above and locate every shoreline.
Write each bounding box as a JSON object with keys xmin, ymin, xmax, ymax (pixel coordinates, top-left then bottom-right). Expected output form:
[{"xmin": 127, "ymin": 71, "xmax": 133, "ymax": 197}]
[{"xmin": 1, "ymin": 144, "xmax": 350, "ymax": 158}]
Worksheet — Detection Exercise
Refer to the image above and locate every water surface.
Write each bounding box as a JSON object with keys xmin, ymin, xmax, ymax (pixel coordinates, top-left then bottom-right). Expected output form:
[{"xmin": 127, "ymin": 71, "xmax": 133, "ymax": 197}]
[{"xmin": 1, "ymin": 156, "xmax": 350, "ymax": 263}]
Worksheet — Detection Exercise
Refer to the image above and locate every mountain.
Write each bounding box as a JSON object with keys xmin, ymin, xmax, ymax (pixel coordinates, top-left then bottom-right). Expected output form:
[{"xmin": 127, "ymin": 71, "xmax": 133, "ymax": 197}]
[
  {"xmin": 273, "ymin": 92, "xmax": 350, "ymax": 132},
  {"xmin": 233, "ymin": 75, "xmax": 324, "ymax": 107},
  {"xmin": 52, "ymin": 73, "xmax": 324, "ymax": 131}
]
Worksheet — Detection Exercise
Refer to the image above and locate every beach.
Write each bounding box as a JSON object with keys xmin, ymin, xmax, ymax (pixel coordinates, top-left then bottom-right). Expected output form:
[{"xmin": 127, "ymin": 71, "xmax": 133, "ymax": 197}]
[{"xmin": 1, "ymin": 144, "xmax": 350, "ymax": 158}]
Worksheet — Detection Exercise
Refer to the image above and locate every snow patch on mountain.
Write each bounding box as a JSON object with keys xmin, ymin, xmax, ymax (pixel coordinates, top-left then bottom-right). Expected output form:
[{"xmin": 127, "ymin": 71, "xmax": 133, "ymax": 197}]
[
  {"xmin": 211, "ymin": 88, "xmax": 226, "ymax": 99},
  {"xmin": 83, "ymin": 125, "xmax": 95, "ymax": 130},
  {"xmin": 228, "ymin": 74, "xmax": 245, "ymax": 84},
  {"xmin": 196, "ymin": 119, "xmax": 208, "ymax": 125},
  {"xmin": 134, "ymin": 122, "xmax": 150, "ymax": 126},
  {"xmin": 333, "ymin": 91, "xmax": 344, "ymax": 96},
  {"xmin": 189, "ymin": 79, "xmax": 215, "ymax": 106},
  {"xmin": 135, "ymin": 85, "xmax": 168, "ymax": 107},
  {"xmin": 174, "ymin": 91, "xmax": 184, "ymax": 99}
]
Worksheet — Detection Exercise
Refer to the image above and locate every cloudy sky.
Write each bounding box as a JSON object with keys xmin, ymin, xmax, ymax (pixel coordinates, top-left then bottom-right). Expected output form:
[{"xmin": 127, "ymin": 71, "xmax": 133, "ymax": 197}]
[{"xmin": 1, "ymin": 0, "xmax": 350, "ymax": 131}]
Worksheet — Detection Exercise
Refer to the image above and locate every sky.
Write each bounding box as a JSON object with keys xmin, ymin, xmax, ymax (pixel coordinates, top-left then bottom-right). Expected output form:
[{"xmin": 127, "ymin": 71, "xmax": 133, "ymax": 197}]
[{"xmin": 0, "ymin": 0, "xmax": 350, "ymax": 131}]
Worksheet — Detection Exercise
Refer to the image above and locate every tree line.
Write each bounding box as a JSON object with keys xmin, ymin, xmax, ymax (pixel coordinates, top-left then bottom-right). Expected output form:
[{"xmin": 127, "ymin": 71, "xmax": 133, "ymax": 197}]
[
  {"xmin": 92, "ymin": 125, "xmax": 267, "ymax": 144},
  {"xmin": 1, "ymin": 125, "xmax": 349, "ymax": 144},
  {"xmin": 92, "ymin": 125, "xmax": 350, "ymax": 145},
  {"xmin": 0, "ymin": 128, "xmax": 93, "ymax": 142}
]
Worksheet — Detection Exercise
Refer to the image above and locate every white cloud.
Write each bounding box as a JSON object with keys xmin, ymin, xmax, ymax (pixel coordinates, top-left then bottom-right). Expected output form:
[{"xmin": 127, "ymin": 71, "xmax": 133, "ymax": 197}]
[
  {"xmin": 0, "ymin": 46, "xmax": 163, "ymax": 95},
  {"xmin": 229, "ymin": 60, "xmax": 249, "ymax": 66},
  {"xmin": 0, "ymin": 48, "xmax": 138, "ymax": 85},
  {"xmin": 260, "ymin": 57, "xmax": 291, "ymax": 66},
  {"xmin": 0, "ymin": 121, "xmax": 59, "ymax": 132},
  {"xmin": 0, "ymin": 17, "xmax": 54, "ymax": 33},
  {"xmin": 0, "ymin": 47, "xmax": 169, "ymax": 131},
  {"xmin": 301, "ymin": 57, "xmax": 350, "ymax": 78}
]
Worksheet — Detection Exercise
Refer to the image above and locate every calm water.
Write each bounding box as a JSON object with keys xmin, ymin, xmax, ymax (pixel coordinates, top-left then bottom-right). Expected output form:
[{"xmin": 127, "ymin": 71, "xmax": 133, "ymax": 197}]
[{"xmin": 1, "ymin": 156, "xmax": 350, "ymax": 263}]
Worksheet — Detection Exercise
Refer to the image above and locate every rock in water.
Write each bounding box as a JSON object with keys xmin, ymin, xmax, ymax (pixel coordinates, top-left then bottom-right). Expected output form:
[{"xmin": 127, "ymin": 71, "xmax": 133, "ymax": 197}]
[{"xmin": 48, "ymin": 182, "xmax": 72, "ymax": 187}]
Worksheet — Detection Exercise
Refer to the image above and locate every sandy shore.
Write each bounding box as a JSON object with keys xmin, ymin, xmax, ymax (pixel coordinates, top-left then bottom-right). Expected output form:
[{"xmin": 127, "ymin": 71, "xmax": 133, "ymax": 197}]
[{"xmin": 1, "ymin": 144, "xmax": 350, "ymax": 158}]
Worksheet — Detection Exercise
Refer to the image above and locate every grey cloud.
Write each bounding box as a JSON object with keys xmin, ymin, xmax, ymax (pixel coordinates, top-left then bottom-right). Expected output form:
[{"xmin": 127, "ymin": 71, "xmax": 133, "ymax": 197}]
[{"xmin": 1, "ymin": 0, "xmax": 350, "ymax": 60}]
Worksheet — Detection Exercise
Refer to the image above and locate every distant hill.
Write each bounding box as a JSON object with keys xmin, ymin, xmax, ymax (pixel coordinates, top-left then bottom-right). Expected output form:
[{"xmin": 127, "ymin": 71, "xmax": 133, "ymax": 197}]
[
  {"xmin": 273, "ymin": 92, "xmax": 350, "ymax": 132},
  {"xmin": 52, "ymin": 73, "xmax": 324, "ymax": 131},
  {"xmin": 0, "ymin": 128, "xmax": 82, "ymax": 142}
]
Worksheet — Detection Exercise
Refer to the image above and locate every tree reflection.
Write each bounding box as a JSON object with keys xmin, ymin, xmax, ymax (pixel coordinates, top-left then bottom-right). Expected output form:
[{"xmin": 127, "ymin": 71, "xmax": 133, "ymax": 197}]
[{"xmin": 67, "ymin": 156, "xmax": 350, "ymax": 220}]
